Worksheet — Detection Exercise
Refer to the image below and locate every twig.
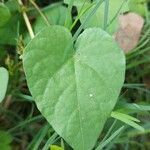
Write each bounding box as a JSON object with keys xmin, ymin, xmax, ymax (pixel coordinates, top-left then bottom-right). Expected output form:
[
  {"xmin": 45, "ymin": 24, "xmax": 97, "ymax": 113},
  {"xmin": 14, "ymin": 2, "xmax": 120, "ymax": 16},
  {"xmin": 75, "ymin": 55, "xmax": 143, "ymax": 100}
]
[
  {"xmin": 3, "ymin": 95, "xmax": 12, "ymax": 109},
  {"xmin": 17, "ymin": 0, "xmax": 34, "ymax": 39}
]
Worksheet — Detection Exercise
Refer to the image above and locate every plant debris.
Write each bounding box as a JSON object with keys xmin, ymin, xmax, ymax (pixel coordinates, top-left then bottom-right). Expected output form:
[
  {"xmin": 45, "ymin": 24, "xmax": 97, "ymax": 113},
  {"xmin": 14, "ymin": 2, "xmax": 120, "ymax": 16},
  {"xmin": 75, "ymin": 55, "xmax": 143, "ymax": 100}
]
[{"xmin": 115, "ymin": 12, "xmax": 144, "ymax": 53}]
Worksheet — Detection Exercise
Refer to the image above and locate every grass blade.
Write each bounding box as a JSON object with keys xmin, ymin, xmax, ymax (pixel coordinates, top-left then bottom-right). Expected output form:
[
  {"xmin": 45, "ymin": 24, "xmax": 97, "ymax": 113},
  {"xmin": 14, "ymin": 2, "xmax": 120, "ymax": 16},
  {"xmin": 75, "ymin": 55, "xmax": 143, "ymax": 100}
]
[
  {"xmin": 111, "ymin": 112, "xmax": 145, "ymax": 132},
  {"xmin": 42, "ymin": 132, "xmax": 59, "ymax": 150},
  {"xmin": 96, "ymin": 126, "xmax": 124, "ymax": 150},
  {"xmin": 73, "ymin": 0, "xmax": 104, "ymax": 41},
  {"xmin": 27, "ymin": 124, "xmax": 50, "ymax": 150},
  {"xmin": 103, "ymin": 0, "xmax": 109, "ymax": 30}
]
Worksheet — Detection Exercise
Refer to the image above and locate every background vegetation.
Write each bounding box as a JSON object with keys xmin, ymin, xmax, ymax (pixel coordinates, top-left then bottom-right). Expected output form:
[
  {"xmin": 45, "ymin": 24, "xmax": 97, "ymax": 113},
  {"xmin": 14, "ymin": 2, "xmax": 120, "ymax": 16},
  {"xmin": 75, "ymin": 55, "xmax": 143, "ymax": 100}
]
[{"xmin": 0, "ymin": 0, "xmax": 150, "ymax": 149}]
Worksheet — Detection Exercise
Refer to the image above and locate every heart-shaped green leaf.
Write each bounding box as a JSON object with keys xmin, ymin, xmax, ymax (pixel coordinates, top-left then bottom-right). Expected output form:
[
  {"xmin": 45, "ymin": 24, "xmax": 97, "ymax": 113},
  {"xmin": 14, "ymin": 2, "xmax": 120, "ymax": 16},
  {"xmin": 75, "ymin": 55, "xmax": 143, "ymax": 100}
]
[
  {"xmin": 0, "ymin": 3, "xmax": 11, "ymax": 27},
  {"xmin": 0, "ymin": 67, "xmax": 9, "ymax": 102},
  {"xmin": 23, "ymin": 26, "xmax": 125, "ymax": 150}
]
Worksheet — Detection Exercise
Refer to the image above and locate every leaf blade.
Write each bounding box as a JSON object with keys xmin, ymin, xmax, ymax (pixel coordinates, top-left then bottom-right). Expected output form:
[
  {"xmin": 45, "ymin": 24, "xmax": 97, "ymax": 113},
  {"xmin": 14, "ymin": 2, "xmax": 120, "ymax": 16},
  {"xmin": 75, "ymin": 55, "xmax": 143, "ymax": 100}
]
[{"xmin": 23, "ymin": 26, "xmax": 125, "ymax": 150}]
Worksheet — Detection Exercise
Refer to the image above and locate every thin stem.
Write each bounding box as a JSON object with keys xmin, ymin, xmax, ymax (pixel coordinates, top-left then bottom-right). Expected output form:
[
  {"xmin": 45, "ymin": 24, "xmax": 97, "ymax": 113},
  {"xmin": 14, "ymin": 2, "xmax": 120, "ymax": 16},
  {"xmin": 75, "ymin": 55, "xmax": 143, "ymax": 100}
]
[
  {"xmin": 127, "ymin": 47, "xmax": 150, "ymax": 60},
  {"xmin": 101, "ymin": 119, "xmax": 117, "ymax": 143},
  {"xmin": 103, "ymin": 0, "xmax": 109, "ymax": 30},
  {"xmin": 29, "ymin": 0, "xmax": 50, "ymax": 26},
  {"xmin": 126, "ymin": 39, "xmax": 149, "ymax": 57},
  {"xmin": 96, "ymin": 126, "xmax": 124, "ymax": 150},
  {"xmin": 8, "ymin": 115, "xmax": 43, "ymax": 133},
  {"xmin": 17, "ymin": 0, "xmax": 34, "ymax": 39}
]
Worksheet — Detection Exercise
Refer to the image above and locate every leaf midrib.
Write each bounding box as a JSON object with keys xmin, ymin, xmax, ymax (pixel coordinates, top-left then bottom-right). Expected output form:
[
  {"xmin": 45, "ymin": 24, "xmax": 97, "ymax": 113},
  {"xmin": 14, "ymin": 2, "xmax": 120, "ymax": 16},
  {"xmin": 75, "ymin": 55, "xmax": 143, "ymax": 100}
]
[{"xmin": 73, "ymin": 57, "xmax": 85, "ymax": 150}]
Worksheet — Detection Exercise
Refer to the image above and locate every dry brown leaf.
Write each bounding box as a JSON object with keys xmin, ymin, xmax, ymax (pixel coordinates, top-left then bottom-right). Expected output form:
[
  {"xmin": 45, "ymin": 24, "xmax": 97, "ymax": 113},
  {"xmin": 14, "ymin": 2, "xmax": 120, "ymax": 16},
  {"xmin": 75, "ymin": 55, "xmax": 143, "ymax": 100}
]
[{"xmin": 115, "ymin": 12, "xmax": 144, "ymax": 53}]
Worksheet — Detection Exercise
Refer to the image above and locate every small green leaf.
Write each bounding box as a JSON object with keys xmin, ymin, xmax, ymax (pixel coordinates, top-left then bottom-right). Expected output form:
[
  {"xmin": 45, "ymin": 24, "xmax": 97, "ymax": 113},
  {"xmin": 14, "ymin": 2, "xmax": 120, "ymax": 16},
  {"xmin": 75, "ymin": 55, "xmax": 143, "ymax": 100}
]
[
  {"xmin": 0, "ymin": 67, "xmax": 9, "ymax": 102},
  {"xmin": 111, "ymin": 111, "xmax": 140, "ymax": 122},
  {"xmin": 5, "ymin": 0, "xmax": 20, "ymax": 13},
  {"xmin": 50, "ymin": 145, "xmax": 64, "ymax": 150},
  {"xmin": 111, "ymin": 111, "xmax": 145, "ymax": 132},
  {"xmin": 0, "ymin": 0, "xmax": 25, "ymax": 45},
  {"xmin": 34, "ymin": 3, "xmax": 72, "ymax": 33},
  {"xmin": 23, "ymin": 25, "xmax": 125, "ymax": 150},
  {"xmin": 0, "ymin": 3, "xmax": 11, "ymax": 27}
]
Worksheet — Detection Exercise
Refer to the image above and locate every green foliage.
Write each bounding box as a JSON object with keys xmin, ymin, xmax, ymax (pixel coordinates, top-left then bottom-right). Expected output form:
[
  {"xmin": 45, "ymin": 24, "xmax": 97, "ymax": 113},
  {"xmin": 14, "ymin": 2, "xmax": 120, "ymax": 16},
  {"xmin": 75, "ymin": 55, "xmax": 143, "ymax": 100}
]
[
  {"xmin": 27, "ymin": 124, "xmax": 50, "ymax": 150},
  {"xmin": 0, "ymin": 0, "xmax": 149, "ymax": 149},
  {"xmin": 5, "ymin": 0, "xmax": 20, "ymax": 13},
  {"xmin": 23, "ymin": 25, "xmax": 125, "ymax": 150},
  {"xmin": 0, "ymin": 130, "xmax": 12, "ymax": 150},
  {"xmin": 25, "ymin": 2, "xmax": 72, "ymax": 44},
  {"xmin": 0, "ymin": 67, "xmax": 9, "ymax": 102},
  {"xmin": 129, "ymin": 0, "xmax": 147, "ymax": 16},
  {"xmin": 0, "ymin": 3, "xmax": 11, "ymax": 27},
  {"xmin": 0, "ymin": 0, "xmax": 24, "ymax": 45},
  {"xmin": 96, "ymin": 126, "xmax": 124, "ymax": 150},
  {"xmin": 64, "ymin": 0, "xmax": 91, "ymax": 6},
  {"xmin": 50, "ymin": 145, "xmax": 64, "ymax": 150},
  {"xmin": 111, "ymin": 111, "xmax": 144, "ymax": 131},
  {"xmin": 34, "ymin": 3, "xmax": 72, "ymax": 33},
  {"xmin": 65, "ymin": 0, "xmax": 129, "ymax": 34}
]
